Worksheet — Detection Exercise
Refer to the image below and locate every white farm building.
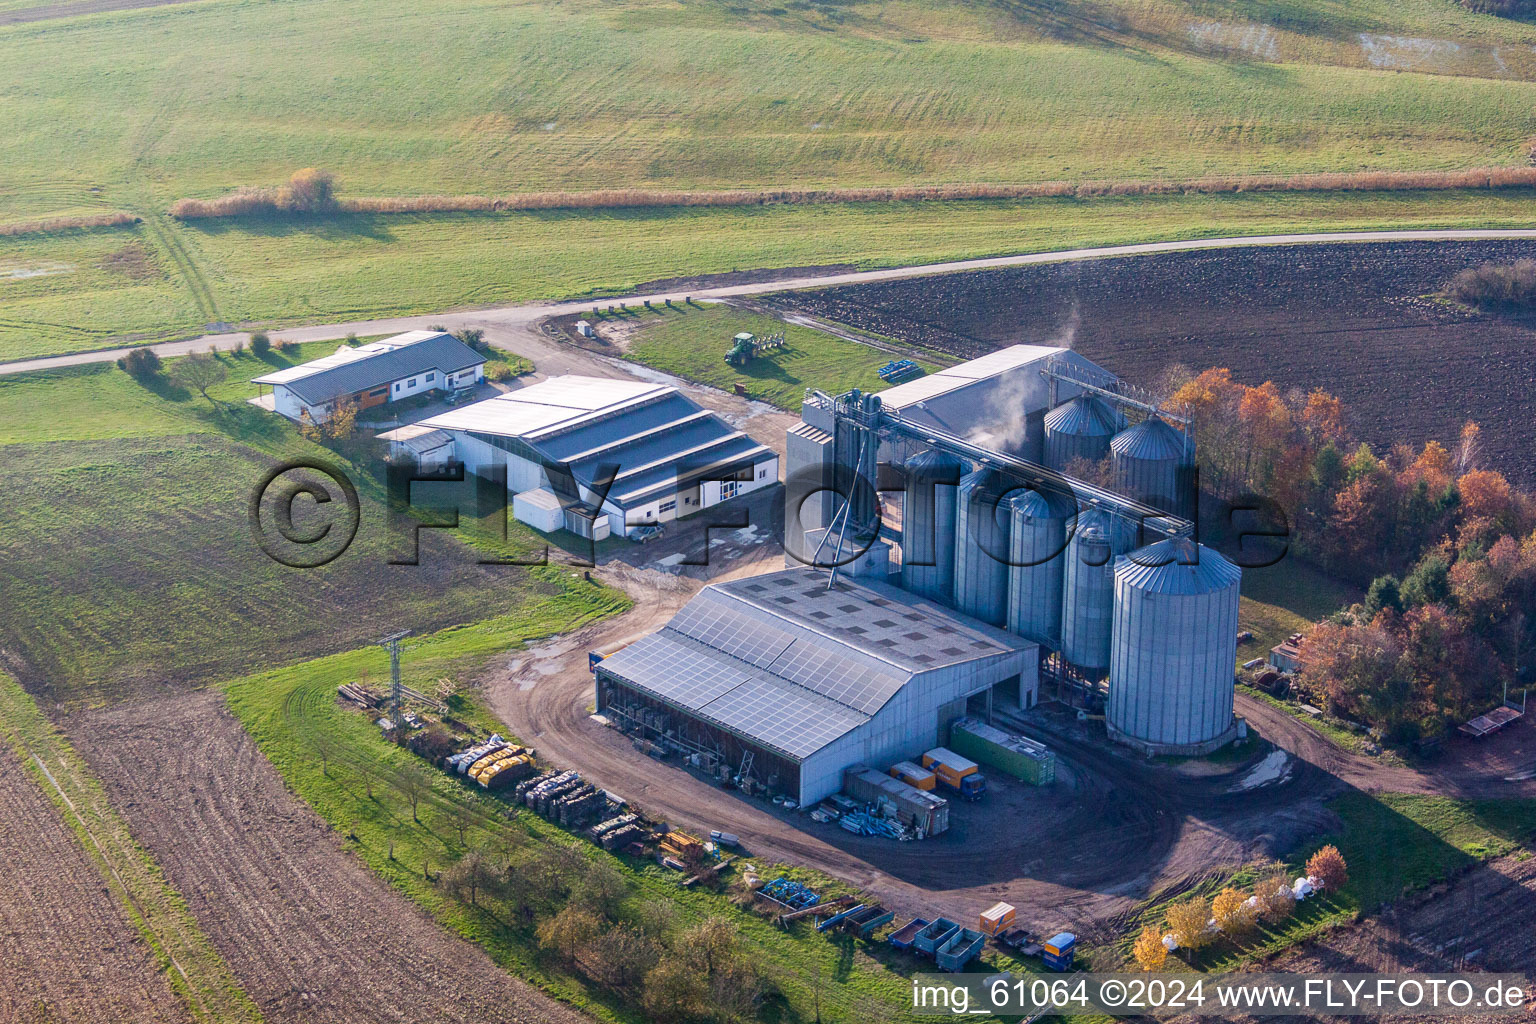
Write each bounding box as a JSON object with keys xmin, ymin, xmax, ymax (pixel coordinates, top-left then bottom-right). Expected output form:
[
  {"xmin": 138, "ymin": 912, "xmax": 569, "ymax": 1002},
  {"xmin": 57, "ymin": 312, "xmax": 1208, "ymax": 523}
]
[
  {"xmin": 395, "ymin": 375, "xmax": 779, "ymax": 539},
  {"xmin": 595, "ymin": 567, "xmax": 1039, "ymax": 805},
  {"xmin": 252, "ymin": 330, "xmax": 485, "ymax": 425}
]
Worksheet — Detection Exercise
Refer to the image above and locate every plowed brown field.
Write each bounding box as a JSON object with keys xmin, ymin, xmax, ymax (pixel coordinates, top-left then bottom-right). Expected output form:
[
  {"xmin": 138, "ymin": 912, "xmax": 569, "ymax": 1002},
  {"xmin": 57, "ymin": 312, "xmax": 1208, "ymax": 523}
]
[
  {"xmin": 69, "ymin": 692, "xmax": 589, "ymax": 1024},
  {"xmin": 784, "ymin": 240, "xmax": 1536, "ymax": 485},
  {"xmin": 0, "ymin": 744, "xmax": 189, "ymax": 1024}
]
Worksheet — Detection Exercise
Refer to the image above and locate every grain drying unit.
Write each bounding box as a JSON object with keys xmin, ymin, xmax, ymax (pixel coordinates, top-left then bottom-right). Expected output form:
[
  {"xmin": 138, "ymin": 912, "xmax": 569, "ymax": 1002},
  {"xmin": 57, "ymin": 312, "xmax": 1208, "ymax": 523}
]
[
  {"xmin": 1108, "ymin": 537, "xmax": 1242, "ymax": 754},
  {"xmin": 777, "ymin": 343, "xmax": 1241, "ymax": 760}
]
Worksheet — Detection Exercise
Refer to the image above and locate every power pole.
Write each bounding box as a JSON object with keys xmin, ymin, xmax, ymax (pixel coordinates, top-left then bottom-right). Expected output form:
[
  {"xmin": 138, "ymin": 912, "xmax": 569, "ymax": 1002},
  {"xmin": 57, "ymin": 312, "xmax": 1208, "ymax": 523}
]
[{"xmin": 379, "ymin": 629, "xmax": 412, "ymax": 726}]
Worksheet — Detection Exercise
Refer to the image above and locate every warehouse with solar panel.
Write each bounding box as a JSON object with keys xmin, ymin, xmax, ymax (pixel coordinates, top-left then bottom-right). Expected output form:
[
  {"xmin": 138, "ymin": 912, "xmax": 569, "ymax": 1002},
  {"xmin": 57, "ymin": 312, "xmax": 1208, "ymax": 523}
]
[{"xmin": 597, "ymin": 343, "xmax": 1241, "ymax": 816}]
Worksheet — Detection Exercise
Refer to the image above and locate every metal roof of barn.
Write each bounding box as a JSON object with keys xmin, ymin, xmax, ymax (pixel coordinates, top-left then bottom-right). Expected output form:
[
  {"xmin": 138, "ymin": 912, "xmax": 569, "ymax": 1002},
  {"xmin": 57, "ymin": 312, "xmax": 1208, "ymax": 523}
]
[
  {"xmin": 598, "ymin": 568, "xmax": 1034, "ymax": 761},
  {"xmin": 420, "ymin": 376, "xmax": 773, "ymax": 510},
  {"xmin": 251, "ymin": 331, "xmax": 483, "ymax": 405}
]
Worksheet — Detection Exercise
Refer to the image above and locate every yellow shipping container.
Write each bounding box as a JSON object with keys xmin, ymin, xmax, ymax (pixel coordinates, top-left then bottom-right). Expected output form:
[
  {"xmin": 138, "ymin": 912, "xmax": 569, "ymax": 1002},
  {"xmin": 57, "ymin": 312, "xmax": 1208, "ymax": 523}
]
[
  {"xmin": 980, "ymin": 902, "xmax": 1015, "ymax": 936},
  {"xmin": 888, "ymin": 761, "xmax": 937, "ymax": 791}
]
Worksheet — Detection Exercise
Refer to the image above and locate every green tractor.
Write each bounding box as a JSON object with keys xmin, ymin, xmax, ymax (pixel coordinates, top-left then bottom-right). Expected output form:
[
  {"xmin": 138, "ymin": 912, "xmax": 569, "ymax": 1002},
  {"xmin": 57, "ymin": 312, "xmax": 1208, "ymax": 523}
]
[{"xmin": 724, "ymin": 331, "xmax": 757, "ymax": 367}]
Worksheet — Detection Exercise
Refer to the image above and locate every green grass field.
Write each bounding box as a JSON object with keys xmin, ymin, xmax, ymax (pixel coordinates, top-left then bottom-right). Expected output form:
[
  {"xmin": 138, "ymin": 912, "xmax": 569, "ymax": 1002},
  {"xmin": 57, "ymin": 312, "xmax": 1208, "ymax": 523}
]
[
  {"xmin": 3, "ymin": 0, "xmax": 1536, "ymax": 359},
  {"xmin": 9, "ymin": 188, "xmax": 1536, "ymax": 361},
  {"xmin": 0, "ymin": 348, "xmax": 622, "ymax": 706},
  {"xmin": 621, "ymin": 304, "xmax": 945, "ymax": 408}
]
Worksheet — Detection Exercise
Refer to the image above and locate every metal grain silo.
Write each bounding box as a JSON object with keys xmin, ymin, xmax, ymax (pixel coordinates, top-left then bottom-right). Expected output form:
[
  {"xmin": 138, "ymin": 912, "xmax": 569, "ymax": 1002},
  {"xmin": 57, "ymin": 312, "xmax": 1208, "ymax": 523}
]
[
  {"xmin": 1056, "ymin": 500, "xmax": 1142, "ymax": 675},
  {"xmin": 1110, "ymin": 416, "xmax": 1192, "ymax": 514},
  {"xmin": 1044, "ymin": 395, "xmax": 1124, "ymax": 471},
  {"xmin": 953, "ymin": 467, "xmax": 1011, "ymax": 626},
  {"xmin": 901, "ymin": 448, "xmax": 964, "ymax": 604},
  {"xmin": 1108, "ymin": 537, "xmax": 1241, "ymax": 752},
  {"xmin": 1005, "ymin": 485, "xmax": 1077, "ymax": 646},
  {"xmin": 1059, "ymin": 503, "xmax": 1137, "ymax": 677}
]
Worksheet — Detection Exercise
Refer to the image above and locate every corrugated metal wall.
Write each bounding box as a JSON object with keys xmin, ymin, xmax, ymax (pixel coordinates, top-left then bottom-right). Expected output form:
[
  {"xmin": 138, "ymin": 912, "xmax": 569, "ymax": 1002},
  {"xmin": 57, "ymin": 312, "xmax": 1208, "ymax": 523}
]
[{"xmin": 1107, "ymin": 539, "xmax": 1242, "ymax": 747}]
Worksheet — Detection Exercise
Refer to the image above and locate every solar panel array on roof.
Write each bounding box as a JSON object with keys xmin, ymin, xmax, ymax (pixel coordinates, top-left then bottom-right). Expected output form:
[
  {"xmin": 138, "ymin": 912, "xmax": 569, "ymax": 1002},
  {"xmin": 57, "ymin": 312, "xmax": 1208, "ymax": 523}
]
[
  {"xmin": 597, "ymin": 568, "xmax": 1036, "ymax": 762},
  {"xmin": 701, "ymin": 675, "xmax": 867, "ymax": 759},
  {"xmin": 667, "ymin": 600, "xmax": 797, "ymax": 669},
  {"xmin": 769, "ymin": 641, "xmax": 902, "ymax": 715}
]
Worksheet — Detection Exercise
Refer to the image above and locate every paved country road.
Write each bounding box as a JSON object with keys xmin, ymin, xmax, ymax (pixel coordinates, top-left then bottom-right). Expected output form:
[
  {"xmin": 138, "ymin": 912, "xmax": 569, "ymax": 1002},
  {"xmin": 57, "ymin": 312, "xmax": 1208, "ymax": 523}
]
[{"xmin": 4, "ymin": 227, "xmax": 1536, "ymax": 377}]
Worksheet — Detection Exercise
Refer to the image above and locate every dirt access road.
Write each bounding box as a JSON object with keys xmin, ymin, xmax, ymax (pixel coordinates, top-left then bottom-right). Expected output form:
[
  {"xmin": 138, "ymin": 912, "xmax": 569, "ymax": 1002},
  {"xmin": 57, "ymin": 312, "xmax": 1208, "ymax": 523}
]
[
  {"xmin": 486, "ymin": 551, "xmax": 1536, "ymax": 942},
  {"xmin": 485, "ymin": 506, "xmax": 1536, "ymax": 941},
  {"xmin": 68, "ymin": 693, "xmax": 591, "ymax": 1024},
  {"xmin": 6, "ymin": 229, "xmax": 1536, "ymax": 377}
]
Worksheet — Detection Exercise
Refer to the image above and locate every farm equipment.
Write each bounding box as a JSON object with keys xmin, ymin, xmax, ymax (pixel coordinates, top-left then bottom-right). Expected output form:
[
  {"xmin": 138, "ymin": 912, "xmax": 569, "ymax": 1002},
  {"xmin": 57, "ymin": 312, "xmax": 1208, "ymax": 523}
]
[
  {"xmin": 724, "ymin": 331, "xmax": 786, "ymax": 366},
  {"xmin": 936, "ymin": 928, "xmax": 986, "ymax": 971},
  {"xmin": 979, "ymin": 902, "xmax": 1016, "ymax": 937},
  {"xmin": 877, "ymin": 359, "xmax": 923, "ymax": 383},
  {"xmin": 758, "ymin": 877, "xmax": 820, "ymax": 911},
  {"xmin": 842, "ymin": 904, "xmax": 895, "ymax": 936},
  {"xmin": 913, "ymin": 917, "xmax": 961, "ymax": 955},
  {"xmin": 888, "ymin": 917, "xmax": 929, "ymax": 951}
]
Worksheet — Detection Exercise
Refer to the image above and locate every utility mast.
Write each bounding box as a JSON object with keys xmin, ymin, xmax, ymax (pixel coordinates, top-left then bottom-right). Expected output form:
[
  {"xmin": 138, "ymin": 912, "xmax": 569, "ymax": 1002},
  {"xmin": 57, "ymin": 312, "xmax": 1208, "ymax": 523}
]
[{"xmin": 379, "ymin": 629, "xmax": 412, "ymax": 726}]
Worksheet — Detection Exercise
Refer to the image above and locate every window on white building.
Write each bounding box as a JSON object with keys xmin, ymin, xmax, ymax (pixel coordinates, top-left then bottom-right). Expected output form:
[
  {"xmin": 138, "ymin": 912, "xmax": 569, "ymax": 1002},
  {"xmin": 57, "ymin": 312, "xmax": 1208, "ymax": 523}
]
[
  {"xmin": 407, "ymin": 377, "xmax": 417, "ymax": 387},
  {"xmin": 659, "ymin": 500, "xmax": 676, "ymax": 514},
  {"xmin": 425, "ymin": 372, "xmax": 435, "ymax": 382}
]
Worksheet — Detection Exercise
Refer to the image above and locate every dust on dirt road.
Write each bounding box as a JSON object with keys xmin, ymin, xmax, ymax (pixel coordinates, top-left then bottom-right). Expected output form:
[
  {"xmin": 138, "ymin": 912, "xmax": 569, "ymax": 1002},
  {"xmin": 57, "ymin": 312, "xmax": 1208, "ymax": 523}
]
[
  {"xmin": 0, "ymin": 742, "xmax": 189, "ymax": 1024},
  {"xmin": 68, "ymin": 693, "xmax": 590, "ymax": 1024}
]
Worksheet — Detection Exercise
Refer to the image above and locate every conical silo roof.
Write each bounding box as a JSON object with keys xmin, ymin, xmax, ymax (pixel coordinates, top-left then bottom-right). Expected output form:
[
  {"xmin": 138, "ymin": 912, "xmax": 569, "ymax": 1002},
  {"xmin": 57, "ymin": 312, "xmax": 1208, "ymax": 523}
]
[
  {"xmin": 1110, "ymin": 415, "xmax": 1187, "ymax": 461},
  {"xmin": 1044, "ymin": 395, "xmax": 1122, "ymax": 438},
  {"xmin": 1006, "ymin": 485, "xmax": 1077, "ymax": 521},
  {"xmin": 1116, "ymin": 537, "xmax": 1240, "ymax": 595}
]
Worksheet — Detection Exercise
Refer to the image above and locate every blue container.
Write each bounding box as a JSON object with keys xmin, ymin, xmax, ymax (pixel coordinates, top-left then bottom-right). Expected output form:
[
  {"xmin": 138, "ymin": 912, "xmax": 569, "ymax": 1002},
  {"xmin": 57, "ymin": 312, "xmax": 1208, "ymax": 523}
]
[{"xmin": 1042, "ymin": 951, "xmax": 1075, "ymax": 972}]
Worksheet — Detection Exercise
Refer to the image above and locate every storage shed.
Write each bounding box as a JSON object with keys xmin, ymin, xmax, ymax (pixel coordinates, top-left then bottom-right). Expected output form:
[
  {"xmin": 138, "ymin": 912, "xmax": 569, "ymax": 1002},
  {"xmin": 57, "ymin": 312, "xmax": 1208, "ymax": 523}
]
[{"xmin": 594, "ymin": 567, "xmax": 1039, "ymax": 805}]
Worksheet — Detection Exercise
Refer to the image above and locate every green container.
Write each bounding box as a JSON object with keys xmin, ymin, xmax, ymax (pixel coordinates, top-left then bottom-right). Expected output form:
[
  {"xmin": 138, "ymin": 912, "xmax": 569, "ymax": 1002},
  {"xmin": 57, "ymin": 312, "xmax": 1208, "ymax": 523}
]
[{"xmin": 948, "ymin": 717, "xmax": 1056, "ymax": 786}]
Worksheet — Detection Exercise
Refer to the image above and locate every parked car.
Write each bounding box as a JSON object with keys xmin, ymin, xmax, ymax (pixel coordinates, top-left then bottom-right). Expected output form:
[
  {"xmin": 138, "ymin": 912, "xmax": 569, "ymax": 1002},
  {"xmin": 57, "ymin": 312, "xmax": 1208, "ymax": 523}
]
[{"xmin": 630, "ymin": 524, "xmax": 665, "ymax": 543}]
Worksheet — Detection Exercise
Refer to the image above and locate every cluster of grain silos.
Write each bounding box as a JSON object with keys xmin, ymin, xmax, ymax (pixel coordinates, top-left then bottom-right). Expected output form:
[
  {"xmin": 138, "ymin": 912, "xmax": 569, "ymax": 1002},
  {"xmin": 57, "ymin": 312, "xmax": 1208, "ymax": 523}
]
[{"xmin": 892, "ymin": 403, "xmax": 1237, "ymax": 754}]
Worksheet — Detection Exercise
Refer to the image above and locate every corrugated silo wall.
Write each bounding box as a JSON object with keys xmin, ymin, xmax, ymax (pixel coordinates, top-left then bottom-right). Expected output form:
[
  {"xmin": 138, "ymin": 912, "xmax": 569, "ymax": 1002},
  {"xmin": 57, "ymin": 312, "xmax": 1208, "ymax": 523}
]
[
  {"xmin": 1059, "ymin": 513, "xmax": 1136, "ymax": 677},
  {"xmin": 902, "ymin": 452, "xmax": 962, "ymax": 605},
  {"xmin": 1111, "ymin": 451, "xmax": 1179, "ymax": 514},
  {"xmin": 953, "ymin": 471, "xmax": 1009, "ymax": 626},
  {"xmin": 1108, "ymin": 569, "xmax": 1241, "ymax": 747},
  {"xmin": 785, "ymin": 425, "xmax": 834, "ymax": 536},
  {"xmin": 1045, "ymin": 429, "xmax": 1111, "ymax": 472},
  {"xmin": 1006, "ymin": 497, "xmax": 1070, "ymax": 648}
]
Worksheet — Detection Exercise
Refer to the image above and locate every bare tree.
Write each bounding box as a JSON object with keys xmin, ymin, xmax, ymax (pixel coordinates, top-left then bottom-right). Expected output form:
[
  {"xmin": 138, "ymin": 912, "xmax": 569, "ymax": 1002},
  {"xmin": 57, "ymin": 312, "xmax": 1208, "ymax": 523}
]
[
  {"xmin": 311, "ymin": 732, "xmax": 337, "ymax": 777},
  {"xmin": 450, "ymin": 800, "xmax": 477, "ymax": 846},
  {"xmin": 169, "ymin": 351, "xmax": 227, "ymax": 407},
  {"xmin": 442, "ymin": 848, "xmax": 502, "ymax": 908},
  {"xmin": 397, "ymin": 767, "xmax": 429, "ymax": 824}
]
